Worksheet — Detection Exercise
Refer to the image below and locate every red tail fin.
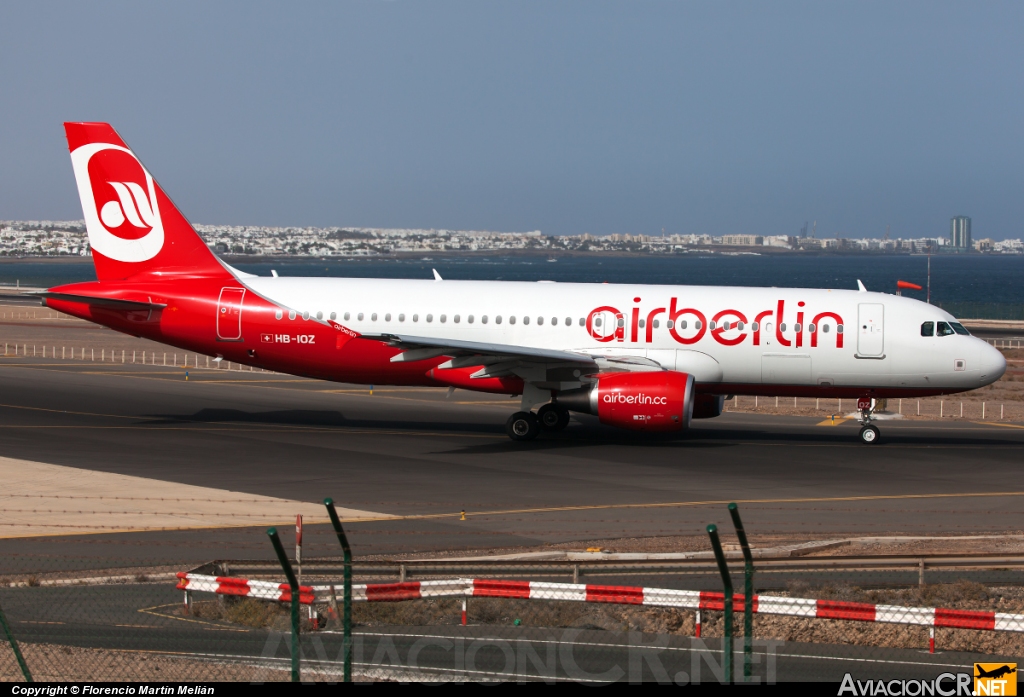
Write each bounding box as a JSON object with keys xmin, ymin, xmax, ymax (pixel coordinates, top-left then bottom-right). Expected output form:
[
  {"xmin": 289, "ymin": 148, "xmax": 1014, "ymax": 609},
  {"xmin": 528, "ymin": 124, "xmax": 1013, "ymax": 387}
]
[{"xmin": 64, "ymin": 122, "xmax": 231, "ymax": 281}]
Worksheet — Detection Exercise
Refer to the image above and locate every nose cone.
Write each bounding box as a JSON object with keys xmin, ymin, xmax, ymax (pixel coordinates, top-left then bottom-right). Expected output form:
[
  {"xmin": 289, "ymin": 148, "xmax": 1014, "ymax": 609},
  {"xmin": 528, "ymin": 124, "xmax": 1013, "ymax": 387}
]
[{"xmin": 977, "ymin": 340, "xmax": 1007, "ymax": 386}]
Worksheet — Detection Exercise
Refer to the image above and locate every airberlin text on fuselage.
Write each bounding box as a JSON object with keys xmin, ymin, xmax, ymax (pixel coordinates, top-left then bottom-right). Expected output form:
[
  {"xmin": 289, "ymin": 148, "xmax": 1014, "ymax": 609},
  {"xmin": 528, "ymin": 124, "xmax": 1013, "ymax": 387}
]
[{"xmin": 587, "ymin": 299, "xmax": 845, "ymax": 349}]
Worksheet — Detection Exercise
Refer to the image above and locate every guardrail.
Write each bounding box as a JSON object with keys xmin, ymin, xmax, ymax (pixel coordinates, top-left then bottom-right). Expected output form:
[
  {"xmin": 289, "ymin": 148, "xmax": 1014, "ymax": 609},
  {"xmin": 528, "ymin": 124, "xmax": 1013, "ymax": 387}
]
[{"xmin": 187, "ymin": 552, "xmax": 1024, "ymax": 587}]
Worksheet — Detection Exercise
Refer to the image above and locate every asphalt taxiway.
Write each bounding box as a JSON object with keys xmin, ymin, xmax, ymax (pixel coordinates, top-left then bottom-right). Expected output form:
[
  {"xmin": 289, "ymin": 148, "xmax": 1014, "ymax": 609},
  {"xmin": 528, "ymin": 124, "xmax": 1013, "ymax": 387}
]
[{"xmin": 1, "ymin": 355, "xmax": 1023, "ymax": 570}]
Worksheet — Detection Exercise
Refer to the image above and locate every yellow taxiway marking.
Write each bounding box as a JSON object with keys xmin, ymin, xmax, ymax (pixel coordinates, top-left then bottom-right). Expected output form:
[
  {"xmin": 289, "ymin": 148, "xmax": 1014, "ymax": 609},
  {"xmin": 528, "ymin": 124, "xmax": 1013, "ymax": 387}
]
[
  {"xmin": 441, "ymin": 489, "xmax": 1024, "ymax": 522},
  {"xmin": 816, "ymin": 417, "xmax": 851, "ymax": 426},
  {"xmin": 977, "ymin": 422, "xmax": 1024, "ymax": 430}
]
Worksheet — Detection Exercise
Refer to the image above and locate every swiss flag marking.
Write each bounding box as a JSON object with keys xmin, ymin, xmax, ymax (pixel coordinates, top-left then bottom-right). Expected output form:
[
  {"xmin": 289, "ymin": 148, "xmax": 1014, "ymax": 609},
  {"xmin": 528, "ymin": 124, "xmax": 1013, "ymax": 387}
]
[{"xmin": 261, "ymin": 334, "xmax": 273, "ymax": 343}]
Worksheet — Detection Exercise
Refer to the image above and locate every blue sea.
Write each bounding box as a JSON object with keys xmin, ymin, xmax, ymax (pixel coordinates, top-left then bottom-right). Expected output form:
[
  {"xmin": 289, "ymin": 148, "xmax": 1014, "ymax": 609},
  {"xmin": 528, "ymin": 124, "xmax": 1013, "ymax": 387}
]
[{"xmin": 2, "ymin": 254, "xmax": 1022, "ymax": 318}]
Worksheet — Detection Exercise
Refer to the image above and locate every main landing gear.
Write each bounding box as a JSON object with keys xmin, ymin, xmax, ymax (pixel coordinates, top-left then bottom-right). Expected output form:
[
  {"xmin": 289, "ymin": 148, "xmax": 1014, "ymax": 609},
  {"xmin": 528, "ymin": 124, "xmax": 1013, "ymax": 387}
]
[
  {"xmin": 857, "ymin": 398, "xmax": 881, "ymax": 445},
  {"xmin": 506, "ymin": 403, "xmax": 570, "ymax": 441}
]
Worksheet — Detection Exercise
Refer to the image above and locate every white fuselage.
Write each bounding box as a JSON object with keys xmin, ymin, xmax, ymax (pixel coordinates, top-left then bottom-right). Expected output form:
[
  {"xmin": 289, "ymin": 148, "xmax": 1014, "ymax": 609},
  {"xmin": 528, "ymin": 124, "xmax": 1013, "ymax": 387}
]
[{"xmin": 245, "ymin": 277, "xmax": 1007, "ymax": 395}]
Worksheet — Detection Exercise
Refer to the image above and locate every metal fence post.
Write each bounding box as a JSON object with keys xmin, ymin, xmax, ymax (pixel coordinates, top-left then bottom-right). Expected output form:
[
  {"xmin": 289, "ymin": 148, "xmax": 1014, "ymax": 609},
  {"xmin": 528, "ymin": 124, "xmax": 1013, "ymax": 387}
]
[
  {"xmin": 707, "ymin": 524, "xmax": 733, "ymax": 684},
  {"xmin": 728, "ymin": 502, "xmax": 754, "ymax": 682},
  {"xmin": 0, "ymin": 600, "xmax": 32, "ymax": 682},
  {"xmin": 267, "ymin": 527, "xmax": 300, "ymax": 683},
  {"xmin": 324, "ymin": 498, "xmax": 353, "ymax": 683}
]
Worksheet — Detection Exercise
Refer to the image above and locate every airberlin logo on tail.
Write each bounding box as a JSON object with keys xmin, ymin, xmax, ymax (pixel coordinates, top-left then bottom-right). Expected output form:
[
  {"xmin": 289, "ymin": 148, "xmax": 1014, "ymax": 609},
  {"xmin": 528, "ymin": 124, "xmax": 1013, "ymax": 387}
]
[{"xmin": 70, "ymin": 143, "xmax": 164, "ymax": 263}]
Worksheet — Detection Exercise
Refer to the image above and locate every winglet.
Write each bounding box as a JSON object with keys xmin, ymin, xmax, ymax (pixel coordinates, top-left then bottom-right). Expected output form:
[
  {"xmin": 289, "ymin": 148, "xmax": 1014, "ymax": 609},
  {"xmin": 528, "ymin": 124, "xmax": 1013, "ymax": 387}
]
[
  {"xmin": 857, "ymin": 279, "xmax": 867, "ymax": 292},
  {"xmin": 432, "ymin": 268, "xmax": 443, "ymax": 281}
]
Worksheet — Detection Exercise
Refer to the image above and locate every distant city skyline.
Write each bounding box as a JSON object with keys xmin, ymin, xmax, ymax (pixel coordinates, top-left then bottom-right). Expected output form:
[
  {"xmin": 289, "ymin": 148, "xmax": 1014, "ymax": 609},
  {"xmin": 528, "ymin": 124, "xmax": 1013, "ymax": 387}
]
[{"xmin": 2, "ymin": 2, "xmax": 1023, "ymax": 240}]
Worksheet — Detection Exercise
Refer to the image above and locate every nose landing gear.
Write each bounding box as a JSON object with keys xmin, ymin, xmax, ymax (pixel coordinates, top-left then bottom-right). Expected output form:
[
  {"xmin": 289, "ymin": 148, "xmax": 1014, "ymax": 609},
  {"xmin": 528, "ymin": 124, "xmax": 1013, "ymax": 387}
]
[{"xmin": 857, "ymin": 397, "xmax": 881, "ymax": 444}]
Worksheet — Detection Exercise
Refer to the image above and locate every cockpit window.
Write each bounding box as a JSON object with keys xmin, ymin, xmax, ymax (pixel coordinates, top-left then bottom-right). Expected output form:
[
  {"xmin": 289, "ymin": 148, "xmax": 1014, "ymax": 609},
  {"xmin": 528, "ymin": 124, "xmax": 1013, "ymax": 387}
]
[
  {"xmin": 920, "ymin": 321, "xmax": 934, "ymax": 337},
  {"xmin": 936, "ymin": 321, "xmax": 955, "ymax": 337},
  {"xmin": 951, "ymin": 322, "xmax": 970, "ymax": 336}
]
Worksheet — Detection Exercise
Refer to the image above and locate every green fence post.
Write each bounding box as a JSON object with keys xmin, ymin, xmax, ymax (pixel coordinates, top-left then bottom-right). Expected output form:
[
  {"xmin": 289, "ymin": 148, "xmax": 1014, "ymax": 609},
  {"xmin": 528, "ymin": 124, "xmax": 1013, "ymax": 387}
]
[
  {"xmin": 267, "ymin": 527, "xmax": 301, "ymax": 683},
  {"xmin": 324, "ymin": 498, "xmax": 353, "ymax": 683},
  {"xmin": 706, "ymin": 524, "xmax": 733, "ymax": 684},
  {"xmin": 0, "ymin": 600, "xmax": 32, "ymax": 682},
  {"xmin": 728, "ymin": 502, "xmax": 754, "ymax": 682}
]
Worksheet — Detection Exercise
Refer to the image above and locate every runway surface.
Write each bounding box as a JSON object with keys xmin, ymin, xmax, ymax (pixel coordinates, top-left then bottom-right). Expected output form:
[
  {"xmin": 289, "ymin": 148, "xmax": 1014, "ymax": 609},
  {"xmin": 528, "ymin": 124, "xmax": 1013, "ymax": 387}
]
[{"xmin": 2, "ymin": 354, "xmax": 1024, "ymax": 571}]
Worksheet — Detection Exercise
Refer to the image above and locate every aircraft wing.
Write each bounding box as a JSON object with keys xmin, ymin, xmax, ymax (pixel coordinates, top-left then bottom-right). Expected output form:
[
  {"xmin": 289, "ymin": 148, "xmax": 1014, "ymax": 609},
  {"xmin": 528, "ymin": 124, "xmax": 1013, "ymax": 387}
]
[{"xmin": 365, "ymin": 333, "xmax": 598, "ymax": 367}]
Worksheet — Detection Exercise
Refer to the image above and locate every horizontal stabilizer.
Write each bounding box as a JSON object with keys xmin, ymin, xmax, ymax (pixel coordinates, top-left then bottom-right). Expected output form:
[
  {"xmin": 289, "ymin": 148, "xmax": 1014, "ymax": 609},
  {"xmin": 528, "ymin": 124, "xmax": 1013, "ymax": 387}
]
[{"xmin": 31, "ymin": 292, "xmax": 166, "ymax": 311}]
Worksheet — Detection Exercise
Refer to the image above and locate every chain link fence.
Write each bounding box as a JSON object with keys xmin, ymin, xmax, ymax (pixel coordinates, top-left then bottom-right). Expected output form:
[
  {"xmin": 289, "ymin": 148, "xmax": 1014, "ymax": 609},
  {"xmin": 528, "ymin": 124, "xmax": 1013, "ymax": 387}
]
[{"xmin": 2, "ymin": 505, "xmax": 1022, "ymax": 683}]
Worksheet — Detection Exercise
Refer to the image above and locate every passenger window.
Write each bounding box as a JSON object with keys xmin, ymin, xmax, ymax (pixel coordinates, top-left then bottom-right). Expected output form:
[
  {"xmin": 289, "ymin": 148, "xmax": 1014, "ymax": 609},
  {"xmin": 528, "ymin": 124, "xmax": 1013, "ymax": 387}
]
[
  {"xmin": 426, "ymin": 314, "xmax": 433, "ymax": 323},
  {"xmin": 721, "ymin": 321, "xmax": 729, "ymax": 331},
  {"xmin": 399, "ymin": 314, "xmax": 405, "ymax": 322},
  {"xmin": 385, "ymin": 313, "xmax": 391, "ymax": 321},
  {"xmin": 440, "ymin": 314, "xmax": 446, "ymax": 323},
  {"xmin": 357, "ymin": 313, "xmax": 364, "ymax": 321},
  {"xmin": 808, "ymin": 323, "xmax": 816, "ymax": 333},
  {"xmin": 653, "ymin": 319, "xmax": 660, "ymax": 329},
  {"xmin": 275, "ymin": 310, "xmax": 283, "ymax": 320},
  {"xmin": 453, "ymin": 315, "xmax": 460, "ymax": 323},
  {"xmin": 523, "ymin": 316, "xmax": 529, "ymax": 325},
  {"xmin": 551, "ymin": 317, "xmax": 558, "ymax": 326},
  {"xmin": 616, "ymin": 317, "xmax": 624, "ymax": 328},
  {"xmin": 822, "ymin": 324, "xmax": 830, "ymax": 334},
  {"xmin": 482, "ymin": 315, "xmax": 488, "ymax": 324},
  {"xmin": 751, "ymin": 322, "xmax": 759, "ymax": 332},
  {"xmin": 537, "ymin": 317, "xmax": 543, "ymax": 325},
  {"xmin": 951, "ymin": 322, "xmax": 970, "ymax": 336},
  {"xmin": 667, "ymin": 320, "xmax": 674, "ymax": 329},
  {"xmin": 302, "ymin": 311, "xmax": 310, "ymax": 320},
  {"xmin": 565, "ymin": 317, "xmax": 571, "ymax": 326},
  {"xmin": 594, "ymin": 317, "xmax": 602, "ymax": 327},
  {"xmin": 639, "ymin": 319, "xmax": 646, "ymax": 329},
  {"xmin": 330, "ymin": 312, "xmax": 336, "ymax": 321},
  {"xmin": 936, "ymin": 321, "xmax": 954, "ymax": 336},
  {"xmin": 709, "ymin": 321, "xmax": 716, "ymax": 330},
  {"xmin": 694, "ymin": 321, "xmax": 702, "ymax": 330},
  {"xmin": 779, "ymin": 323, "xmax": 786, "ymax": 332},
  {"xmin": 468, "ymin": 315, "xmax": 474, "ymax": 324},
  {"xmin": 837, "ymin": 324, "xmax": 844, "ymax": 334},
  {"xmin": 509, "ymin": 316, "xmax": 516, "ymax": 325},
  {"xmin": 343, "ymin": 312, "xmax": 350, "ymax": 321},
  {"xmin": 289, "ymin": 311, "xmax": 296, "ymax": 320},
  {"xmin": 496, "ymin": 316, "xmax": 502, "ymax": 324},
  {"xmin": 794, "ymin": 323, "xmax": 801, "ymax": 332},
  {"xmin": 737, "ymin": 321, "xmax": 744, "ymax": 331},
  {"xmin": 921, "ymin": 321, "xmax": 934, "ymax": 337},
  {"xmin": 678, "ymin": 320, "xmax": 686, "ymax": 329},
  {"xmin": 316, "ymin": 311, "xmax": 323, "ymax": 320},
  {"xmin": 371, "ymin": 313, "xmax": 377, "ymax": 321},
  {"xmin": 578, "ymin": 318, "xmax": 585, "ymax": 326},
  {"xmin": 413, "ymin": 314, "xmax": 419, "ymax": 322}
]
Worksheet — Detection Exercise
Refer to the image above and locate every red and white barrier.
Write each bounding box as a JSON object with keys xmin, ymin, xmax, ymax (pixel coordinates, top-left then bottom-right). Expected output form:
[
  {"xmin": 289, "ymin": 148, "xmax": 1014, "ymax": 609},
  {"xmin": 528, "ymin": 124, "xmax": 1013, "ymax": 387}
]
[{"xmin": 175, "ymin": 573, "xmax": 1024, "ymax": 635}]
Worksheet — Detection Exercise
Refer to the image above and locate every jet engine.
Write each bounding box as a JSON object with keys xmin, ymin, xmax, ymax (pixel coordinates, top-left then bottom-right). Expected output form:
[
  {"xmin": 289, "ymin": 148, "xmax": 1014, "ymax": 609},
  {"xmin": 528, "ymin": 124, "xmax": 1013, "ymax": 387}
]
[{"xmin": 557, "ymin": 371, "xmax": 694, "ymax": 431}]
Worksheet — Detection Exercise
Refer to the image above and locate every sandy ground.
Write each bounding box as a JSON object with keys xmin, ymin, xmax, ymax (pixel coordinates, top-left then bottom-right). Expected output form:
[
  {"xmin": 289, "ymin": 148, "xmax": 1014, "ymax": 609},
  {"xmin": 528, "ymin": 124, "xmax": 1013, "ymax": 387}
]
[{"xmin": 0, "ymin": 455, "xmax": 391, "ymax": 538}]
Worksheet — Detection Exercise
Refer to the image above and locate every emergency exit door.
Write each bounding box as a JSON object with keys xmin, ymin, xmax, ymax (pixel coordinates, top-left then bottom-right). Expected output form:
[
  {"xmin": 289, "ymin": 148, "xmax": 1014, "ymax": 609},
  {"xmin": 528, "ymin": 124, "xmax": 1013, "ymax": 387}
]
[
  {"xmin": 217, "ymin": 287, "xmax": 245, "ymax": 341},
  {"xmin": 857, "ymin": 303, "xmax": 884, "ymax": 356}
]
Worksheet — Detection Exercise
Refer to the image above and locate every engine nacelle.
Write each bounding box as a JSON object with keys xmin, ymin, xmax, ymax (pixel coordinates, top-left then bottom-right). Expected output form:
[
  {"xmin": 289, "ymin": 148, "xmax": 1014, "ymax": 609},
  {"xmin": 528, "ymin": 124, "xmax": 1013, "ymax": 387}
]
[
  {"xmin": 692, "ymin": 394, "xmax": 726, "ymax": 419},
  {"xmin": 558, "ymin": 371, "xmax": 694, "ymax": 432}
]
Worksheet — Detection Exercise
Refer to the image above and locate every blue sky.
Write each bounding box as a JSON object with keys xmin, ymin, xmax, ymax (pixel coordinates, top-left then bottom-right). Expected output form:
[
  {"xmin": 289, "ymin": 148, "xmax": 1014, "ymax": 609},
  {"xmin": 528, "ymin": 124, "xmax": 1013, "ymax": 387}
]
[{"xmin": 1, "ymin": 1, "xmax": 1022, "ymax": 239}]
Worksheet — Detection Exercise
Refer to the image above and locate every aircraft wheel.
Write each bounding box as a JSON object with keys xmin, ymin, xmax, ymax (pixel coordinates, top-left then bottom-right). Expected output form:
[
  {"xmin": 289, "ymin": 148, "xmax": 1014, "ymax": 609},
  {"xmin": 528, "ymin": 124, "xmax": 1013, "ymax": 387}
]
[
  {"xmin": 859, "ymin": 424, "xmax": 880, "ymax": 444},
  {"xmin": 506, "ymin": 411, "xmax": 540, "ymax": 441},
  {"xmin": 537, "ymin": 403, "xmax": 570, "ymax": 431}
]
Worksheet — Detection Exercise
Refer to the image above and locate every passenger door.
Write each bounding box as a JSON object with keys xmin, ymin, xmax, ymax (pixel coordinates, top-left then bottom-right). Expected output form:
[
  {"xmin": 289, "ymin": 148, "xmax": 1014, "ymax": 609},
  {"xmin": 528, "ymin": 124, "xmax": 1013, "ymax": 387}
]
[
  {"xmin": 217, "ymin": 287, "xmax": 245, "ymax": 341},
  {"xmin": 857, "ymin": 303, "xmax": 884, "ymax": 357}
]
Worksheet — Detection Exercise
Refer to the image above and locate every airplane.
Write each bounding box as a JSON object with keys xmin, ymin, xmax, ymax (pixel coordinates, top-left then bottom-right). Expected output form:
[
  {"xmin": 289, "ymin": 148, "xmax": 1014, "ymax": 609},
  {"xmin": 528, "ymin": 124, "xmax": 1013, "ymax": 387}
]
[
  {"xmin": 37, "ymin": 122, "xmax": 1007, "ymax": 444},
  {"xmin": 976, "ymin": 665, "xmax": 1017, "ymax": 680}
]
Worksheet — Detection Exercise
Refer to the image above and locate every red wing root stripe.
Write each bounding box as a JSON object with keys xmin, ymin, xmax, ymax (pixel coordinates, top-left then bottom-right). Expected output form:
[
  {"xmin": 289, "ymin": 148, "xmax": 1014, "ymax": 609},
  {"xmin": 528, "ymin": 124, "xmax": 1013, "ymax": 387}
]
[{"xmin": 173, "ymin": 572, "xmax": 1024, "ymax": 633}]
